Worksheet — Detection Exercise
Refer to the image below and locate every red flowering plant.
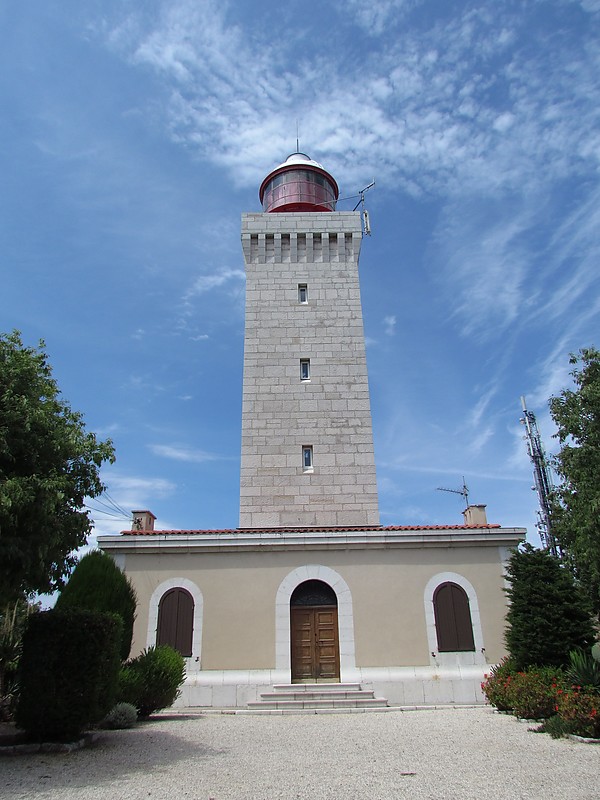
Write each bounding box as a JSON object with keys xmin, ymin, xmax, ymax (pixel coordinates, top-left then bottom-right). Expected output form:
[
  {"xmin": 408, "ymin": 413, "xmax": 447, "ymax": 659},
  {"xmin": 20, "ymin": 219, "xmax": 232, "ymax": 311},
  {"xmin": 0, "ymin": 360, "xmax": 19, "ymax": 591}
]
[
  {"xmin": 555, "ymin": 688, "xmax": 600, "ymax": 739},
  {"xmin": 481, "ymin": 657, "xmax": 517, "ymax": 712},
  {"xmin": 507, "ymin": 667, "xmax": 567, "ymax": 720},
  {"xmin": 482, "ymin": 659, "xmax": 567, "ymax": 719}
]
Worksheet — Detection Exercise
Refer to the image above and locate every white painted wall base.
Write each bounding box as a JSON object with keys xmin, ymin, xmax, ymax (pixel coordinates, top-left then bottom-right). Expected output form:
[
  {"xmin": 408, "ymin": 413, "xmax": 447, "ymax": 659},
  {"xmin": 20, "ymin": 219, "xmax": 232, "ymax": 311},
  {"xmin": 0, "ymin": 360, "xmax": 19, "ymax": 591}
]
[{"xmin": 174, "ymin": 665, "xmax": 489, "ymax": 708}]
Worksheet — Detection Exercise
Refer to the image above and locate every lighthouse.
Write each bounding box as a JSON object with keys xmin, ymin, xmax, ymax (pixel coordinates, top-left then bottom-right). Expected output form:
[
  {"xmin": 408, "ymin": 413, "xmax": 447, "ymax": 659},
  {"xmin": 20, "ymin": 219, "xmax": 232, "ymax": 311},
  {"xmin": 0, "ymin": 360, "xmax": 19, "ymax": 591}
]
[
  {"xmin": 239, "ymin": 152, "xmax": 380, "ymax": 528},
  {"xmin": 101, "ymin": 151, "xmax": 526, "ymax": 708}
]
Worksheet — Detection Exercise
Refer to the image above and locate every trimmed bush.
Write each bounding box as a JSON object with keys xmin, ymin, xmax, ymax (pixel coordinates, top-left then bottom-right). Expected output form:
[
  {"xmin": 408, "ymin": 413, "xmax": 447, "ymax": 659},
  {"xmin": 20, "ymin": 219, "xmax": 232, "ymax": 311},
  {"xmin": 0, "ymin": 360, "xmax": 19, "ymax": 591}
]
[
  {"xmin": 555, "ymin": 688, "xmax": 600, "ymax": 739},
  {"xmin": 55, "ymin": 550, "xmax": 137, "ymax": 660},
  {"xmin": 16, "ymin": 609, "xmax": 122, "ymax": 741},
  {"xmin": 508, "ymin": 667, "xmax": 566, "ymax": 720},
  {"xmin": 117, "ymin": 645, "xmax": 186, "ymax": 718},
  {"xmin": 481, "ymin": 657, "xmax": 516, "ymax": 711},
  {"xmin": 100, "ymin": 702, "xmax": 138, "ymax": 730},
  {"xmin": 482, "ymin": 661, "xmax": 567, "ymax": 720}
]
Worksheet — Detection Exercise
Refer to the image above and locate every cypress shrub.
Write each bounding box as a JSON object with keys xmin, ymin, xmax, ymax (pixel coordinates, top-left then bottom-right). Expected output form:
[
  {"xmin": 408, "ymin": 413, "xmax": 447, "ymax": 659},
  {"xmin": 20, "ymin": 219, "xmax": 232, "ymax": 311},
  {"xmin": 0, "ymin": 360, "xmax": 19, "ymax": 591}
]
[
  {"xmin": 55, "ymin": 549, "xmax": 137, "ymax": 660},
  {"xmin": 504, "ymin": 544, "xmax": 594, "ymax": 670},
  {"xmin": 117, "ymin": 645, "xmax": 186, "ymax": 718},
  {"xmin": 16, "ymin": 609, "xmax": 122, "ymax": 741}
]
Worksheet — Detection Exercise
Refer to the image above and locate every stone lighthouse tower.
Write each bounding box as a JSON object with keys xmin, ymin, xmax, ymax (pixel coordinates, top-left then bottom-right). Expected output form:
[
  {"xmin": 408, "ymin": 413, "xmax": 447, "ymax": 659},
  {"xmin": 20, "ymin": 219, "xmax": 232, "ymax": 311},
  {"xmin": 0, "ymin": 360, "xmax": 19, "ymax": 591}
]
[{"xmin": 239, "ymin": 152, "xmax": 379, "ymax": 528}]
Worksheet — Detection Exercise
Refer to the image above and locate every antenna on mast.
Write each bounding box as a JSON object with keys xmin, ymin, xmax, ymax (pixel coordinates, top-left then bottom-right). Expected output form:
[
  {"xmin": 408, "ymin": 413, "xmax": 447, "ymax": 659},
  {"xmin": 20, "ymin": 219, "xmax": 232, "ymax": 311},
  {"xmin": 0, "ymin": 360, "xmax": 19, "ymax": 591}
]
[
  {"xmin": 353, "ymin": 180, "xmax": 375, "ymax": 236},
  {"xmin": 437, "ymin": 477, "xmax": 470, "ymax": 507},
  {"xmin": 520, "ymin": 396, "xmax": 559, "ymax": 556},
  {"xmin": 295, "ymin": 120, "xmax": 300, "ymax": 153}
]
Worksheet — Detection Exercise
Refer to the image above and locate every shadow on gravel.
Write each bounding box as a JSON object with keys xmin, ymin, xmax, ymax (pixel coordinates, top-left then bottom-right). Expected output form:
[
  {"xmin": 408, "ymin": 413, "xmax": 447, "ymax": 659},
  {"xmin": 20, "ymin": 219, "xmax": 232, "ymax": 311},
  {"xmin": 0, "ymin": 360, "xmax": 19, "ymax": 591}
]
[{"xmin": 1, "ymin": 717, "xmax": 226, "ymax": 798}]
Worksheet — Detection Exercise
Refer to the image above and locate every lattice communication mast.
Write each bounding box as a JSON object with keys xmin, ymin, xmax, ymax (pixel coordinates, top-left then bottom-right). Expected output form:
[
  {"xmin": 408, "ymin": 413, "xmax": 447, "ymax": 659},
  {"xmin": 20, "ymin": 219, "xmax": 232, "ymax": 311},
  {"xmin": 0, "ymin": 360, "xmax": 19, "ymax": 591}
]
[{"xmin": 519, "ymin": 396, "xmax": 558, "ymax": 556}]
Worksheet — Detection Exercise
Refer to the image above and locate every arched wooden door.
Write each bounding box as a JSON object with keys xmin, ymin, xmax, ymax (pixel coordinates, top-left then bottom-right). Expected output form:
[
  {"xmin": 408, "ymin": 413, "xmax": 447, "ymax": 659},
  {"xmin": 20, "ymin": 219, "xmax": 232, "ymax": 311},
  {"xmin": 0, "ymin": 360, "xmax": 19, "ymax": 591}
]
[{"xmin": 290, "ymin": 580, "xmax": 340, "ymax": 683}]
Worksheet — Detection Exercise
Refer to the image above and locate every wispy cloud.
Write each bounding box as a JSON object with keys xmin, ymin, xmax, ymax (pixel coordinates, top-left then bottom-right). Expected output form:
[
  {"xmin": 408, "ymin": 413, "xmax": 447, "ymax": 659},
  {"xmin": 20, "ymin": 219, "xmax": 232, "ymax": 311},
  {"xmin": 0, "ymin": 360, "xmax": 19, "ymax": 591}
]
[
  {"xmin": 383, "ymin": 315, "xmax": 396, "ymax": 336},
  {"xmin": 431, "ymin": 197, "xmax": 534, "ymax": 339},
  {"xmin": 102, "ymin": 0, "xmax": 600, "ymax": 198},
  {"xmin": 149, "ymin": 443, "xmax": 224, "ymax": 462},
  {"xmin": 340, "ymin": 0, "xmax": 423, "ymax": 35},
  {"xmin": 87, "ymin": 472, "xmax": 178, "ymax": 539},
  {"xmin": 103, "ymin": 473, "xmax": 177, "ymax": 498},
  {"xmin": 380, "ymin": 459, "xmax": 528, "ymax": 483},
  {"xmin": 183, "ymin": 267, "xmax": 245, "ymax": 300}
]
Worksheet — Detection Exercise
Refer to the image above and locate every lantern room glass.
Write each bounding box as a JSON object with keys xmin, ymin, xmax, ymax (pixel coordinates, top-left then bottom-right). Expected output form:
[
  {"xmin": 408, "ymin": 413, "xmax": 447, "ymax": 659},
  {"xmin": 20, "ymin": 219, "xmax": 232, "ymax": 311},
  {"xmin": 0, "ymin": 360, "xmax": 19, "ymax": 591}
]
[{"xmin": 262, "ymin": 169, "xmax": 337, "ymax": 213}]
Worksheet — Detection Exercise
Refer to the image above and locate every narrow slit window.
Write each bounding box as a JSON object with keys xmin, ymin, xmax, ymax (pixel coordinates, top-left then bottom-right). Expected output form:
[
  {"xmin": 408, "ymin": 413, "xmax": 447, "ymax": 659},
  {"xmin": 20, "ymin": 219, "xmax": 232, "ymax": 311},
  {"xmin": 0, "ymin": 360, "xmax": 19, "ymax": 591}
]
[
  {"xmin": 302, "ymin": 446, "xmax": 313, "ymax": 470},
  {"xmin": 298, "ymin": 283, "xmax": 308, "ymax": 304},
  {"xmin": 300, "ymin": 359, "xmax": 310, "ymax": 381}
]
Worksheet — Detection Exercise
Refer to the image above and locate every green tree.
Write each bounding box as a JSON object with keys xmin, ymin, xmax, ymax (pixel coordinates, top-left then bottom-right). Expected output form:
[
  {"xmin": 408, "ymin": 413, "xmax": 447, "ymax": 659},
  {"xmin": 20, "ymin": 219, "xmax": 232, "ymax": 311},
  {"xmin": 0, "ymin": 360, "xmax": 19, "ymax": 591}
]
[
  {"xmin": 504, "ymin": 544, "xmax": 594, "ymax": 670},
  {"xmin": 549, "ymin": 347, "xmax": 600, "ymax": 616},
  {"xmin": 0, "ymin": 596, "xmax": 38, "ymax": 703},
  {"xmin": 0, "ymin": 331, "xmax": 115, "ymax": 605},
  {"xmin": 55, "ymin": 550, "xmax": 137, "ymax": 660}
]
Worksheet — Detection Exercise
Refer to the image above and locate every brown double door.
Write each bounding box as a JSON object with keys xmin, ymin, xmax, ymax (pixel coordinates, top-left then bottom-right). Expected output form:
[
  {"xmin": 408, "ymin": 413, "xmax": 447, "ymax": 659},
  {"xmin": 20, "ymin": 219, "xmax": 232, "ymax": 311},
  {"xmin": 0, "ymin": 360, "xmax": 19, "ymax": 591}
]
[{"xmin": 291, "ymin": 605, "xmax": 340, "ymax": 682}]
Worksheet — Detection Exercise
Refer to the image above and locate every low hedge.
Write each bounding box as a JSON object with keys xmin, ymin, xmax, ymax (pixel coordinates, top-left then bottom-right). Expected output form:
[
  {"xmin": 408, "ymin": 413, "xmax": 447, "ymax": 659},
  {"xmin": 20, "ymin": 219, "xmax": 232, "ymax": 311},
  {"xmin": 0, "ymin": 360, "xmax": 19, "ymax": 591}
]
[
  {"xmin": 481, "ymin": 657, "xmax": 516, "ymax": 712},
  {"xmin": 117, "ymin": 645, "xmax": 186, "ymax": 718},
  {"xmin": 482, "ymin": 661, "xmax": 566, "ymax": 719},
  {"xmin": 483, "ymin": 657, "xmax": 600, "ymax": 738},
  {"xmin": 16, "ymin": 609, "xmax": 122, "ymax": 741},
  {"xmin": 555, "ymin": 688, "xmax": 600, "ymax": 739}
]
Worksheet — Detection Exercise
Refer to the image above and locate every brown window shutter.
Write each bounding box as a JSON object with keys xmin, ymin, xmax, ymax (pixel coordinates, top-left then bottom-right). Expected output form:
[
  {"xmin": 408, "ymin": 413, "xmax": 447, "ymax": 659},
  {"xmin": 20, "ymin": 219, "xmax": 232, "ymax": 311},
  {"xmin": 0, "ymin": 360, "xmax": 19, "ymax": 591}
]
[
  {"xmin": 433, "ymin": 582, "xmax": 475, "ymax": 652},
  {"xmin": 157, "ymin": 588, "xmax": 194, "ymax": 657}
]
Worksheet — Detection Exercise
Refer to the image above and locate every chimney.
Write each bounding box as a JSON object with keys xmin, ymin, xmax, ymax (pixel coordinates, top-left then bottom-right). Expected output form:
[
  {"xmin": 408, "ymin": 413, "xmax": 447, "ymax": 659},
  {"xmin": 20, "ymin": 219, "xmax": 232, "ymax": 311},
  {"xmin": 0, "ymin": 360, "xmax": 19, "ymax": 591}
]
[
  {"xmin": 131, "ymin": 510, "xmax": 156, "ymax": 531},
  {"xmin": 463, "ymin": 504, "xmax": 488, "ymax": 526}
]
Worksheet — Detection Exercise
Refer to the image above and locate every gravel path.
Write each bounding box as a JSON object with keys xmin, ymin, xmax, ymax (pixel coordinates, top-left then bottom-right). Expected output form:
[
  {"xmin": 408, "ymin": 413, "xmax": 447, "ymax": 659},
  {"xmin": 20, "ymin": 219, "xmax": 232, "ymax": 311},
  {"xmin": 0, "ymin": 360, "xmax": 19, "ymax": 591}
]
[{"xmin": 1, "ymin": 707, "xmax": 598, "ymax": 800}]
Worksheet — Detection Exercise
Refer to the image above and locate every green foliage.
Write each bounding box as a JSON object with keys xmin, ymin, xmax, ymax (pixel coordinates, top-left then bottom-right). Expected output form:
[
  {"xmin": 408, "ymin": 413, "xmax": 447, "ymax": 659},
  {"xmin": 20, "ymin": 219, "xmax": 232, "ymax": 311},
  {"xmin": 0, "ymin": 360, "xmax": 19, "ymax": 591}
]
[
  {"xmin": 15, "ymin": 609, "xmax": 122, "ymax": 741},
  {"xmin": 549, "ymin": 347, "xmax": 600, "ymax": 616},
  {"xmin": 508, "ymin": 667, "xmax": 566, "ymax": 720},
  {"xmin": 117, "ymin": 645, "xmax": 186, "ymax": 718},
  {"xmin": 538, "ymin": 713, "xmax": 574, "ymax": 739},
  {"xmin": 100, "ymin": 702, "xmax": 138, "ymax": 730},
  {"xmin": 0, "ymin": 331, "xmax": 115, "ymax": 606},
  {"xmin": 504, "ymin": 544, "xmax": 594, "ymax": 670},
  {"xmin": 567, "ymin": 648, "xmax": 600, "ymax": 691},
  {"xmin": 55, "ymin": 550, "xmax": 137, "ymax": 660},
  {"xmin": 555, "ymin": 688, "xmax": 600, "ymax": 739},
  {"xmin": 481, "ymin": 657, "xmax": 517, "ymax": 711},
  {"xmin": 0, "ymin": 597, "xmax": 38, "ymax": 702},
  {"xmin": 482, "ymin": 660, "xmax": 566, "ymax": 719}
]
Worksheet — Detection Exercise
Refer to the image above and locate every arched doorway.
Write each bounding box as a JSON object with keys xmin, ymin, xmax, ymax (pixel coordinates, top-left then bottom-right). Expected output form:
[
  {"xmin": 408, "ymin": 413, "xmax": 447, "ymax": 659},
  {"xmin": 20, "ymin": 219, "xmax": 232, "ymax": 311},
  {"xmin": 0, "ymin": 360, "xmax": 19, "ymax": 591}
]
[{"xmin": 290, "ymin": 580, "xmax": 340, "ymax": 682}]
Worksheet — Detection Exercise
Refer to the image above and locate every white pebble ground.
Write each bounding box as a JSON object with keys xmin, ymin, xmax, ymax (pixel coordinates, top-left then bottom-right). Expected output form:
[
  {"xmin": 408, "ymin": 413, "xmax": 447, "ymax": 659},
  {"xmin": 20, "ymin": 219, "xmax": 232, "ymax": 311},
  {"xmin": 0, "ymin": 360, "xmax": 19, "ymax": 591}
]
[{"xmin": 1, "ymin": 707, "xmax": 598, "ymax": 800}]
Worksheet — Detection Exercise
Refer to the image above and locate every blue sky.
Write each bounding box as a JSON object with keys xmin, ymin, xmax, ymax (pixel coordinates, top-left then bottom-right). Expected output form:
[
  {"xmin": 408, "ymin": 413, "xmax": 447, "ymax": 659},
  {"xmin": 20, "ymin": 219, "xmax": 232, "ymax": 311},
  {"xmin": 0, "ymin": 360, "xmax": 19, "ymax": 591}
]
[{"xmin": 2, "ymin": 0, "xmax": 599, "ymax": 549}]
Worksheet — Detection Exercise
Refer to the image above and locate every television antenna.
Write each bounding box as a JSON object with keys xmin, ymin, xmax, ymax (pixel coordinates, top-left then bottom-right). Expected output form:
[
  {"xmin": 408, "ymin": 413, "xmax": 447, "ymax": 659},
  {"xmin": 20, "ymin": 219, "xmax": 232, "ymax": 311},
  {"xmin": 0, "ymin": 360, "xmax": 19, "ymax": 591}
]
[{"xmin": 436, "ymin": 477, "xmax": 470, "ymax": 507}]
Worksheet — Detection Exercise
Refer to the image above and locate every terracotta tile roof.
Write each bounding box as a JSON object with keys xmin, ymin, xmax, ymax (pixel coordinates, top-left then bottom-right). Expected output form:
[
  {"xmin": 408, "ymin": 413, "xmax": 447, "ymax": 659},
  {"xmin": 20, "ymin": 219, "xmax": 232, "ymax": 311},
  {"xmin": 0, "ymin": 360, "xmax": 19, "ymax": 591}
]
[{"xmin": 122, "ymin": 524, "xmax": 502, "ymax": 536}]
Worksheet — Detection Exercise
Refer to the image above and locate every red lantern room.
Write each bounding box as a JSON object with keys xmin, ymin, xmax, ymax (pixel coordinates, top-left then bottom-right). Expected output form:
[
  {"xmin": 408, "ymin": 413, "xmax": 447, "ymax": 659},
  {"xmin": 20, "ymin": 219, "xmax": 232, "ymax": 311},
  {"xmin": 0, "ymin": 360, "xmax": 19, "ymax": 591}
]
[{"xmin": 259, "ymin": 152, "xmax": 339, "ymax": 213}]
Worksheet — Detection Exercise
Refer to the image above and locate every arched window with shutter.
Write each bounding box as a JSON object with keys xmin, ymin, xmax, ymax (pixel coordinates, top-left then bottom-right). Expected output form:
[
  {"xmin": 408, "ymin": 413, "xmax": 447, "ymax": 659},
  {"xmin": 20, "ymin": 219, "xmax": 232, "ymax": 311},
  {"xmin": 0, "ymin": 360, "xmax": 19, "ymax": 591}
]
[
  {"xmin": 156, "ymin": 587, "xmax": 194, "ymax": 657},
  {"xmin": 433, "ymin": 582, "xmax": 475, "ymax": 652}
]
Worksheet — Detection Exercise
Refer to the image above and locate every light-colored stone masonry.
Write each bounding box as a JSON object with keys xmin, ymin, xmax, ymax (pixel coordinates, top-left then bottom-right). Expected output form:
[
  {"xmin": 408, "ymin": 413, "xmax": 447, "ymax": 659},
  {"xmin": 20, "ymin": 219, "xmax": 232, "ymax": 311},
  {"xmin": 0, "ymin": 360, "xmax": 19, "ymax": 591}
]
[{"xmin": 239, "ymin": 212, "xmax": 380, "ymax": 528}]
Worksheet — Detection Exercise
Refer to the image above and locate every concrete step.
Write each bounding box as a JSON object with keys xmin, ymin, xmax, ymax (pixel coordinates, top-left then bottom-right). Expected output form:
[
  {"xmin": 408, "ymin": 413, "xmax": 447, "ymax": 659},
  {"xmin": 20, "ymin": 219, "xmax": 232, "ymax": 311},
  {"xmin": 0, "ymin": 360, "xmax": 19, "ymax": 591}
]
[
  {"xmin": 258, "ymin": 690, "xmax": 375, "ymax": 701},
  {"xmin": 247, "ymin": 682, "xmax": 389, "ymax": 713},
  {"xmin": 247, "ymin": 697, "xmax": 388, "ymax": 710},
  {"xmin": 272, "ymin": 682, "xmax": 362, "ymax": 692}
]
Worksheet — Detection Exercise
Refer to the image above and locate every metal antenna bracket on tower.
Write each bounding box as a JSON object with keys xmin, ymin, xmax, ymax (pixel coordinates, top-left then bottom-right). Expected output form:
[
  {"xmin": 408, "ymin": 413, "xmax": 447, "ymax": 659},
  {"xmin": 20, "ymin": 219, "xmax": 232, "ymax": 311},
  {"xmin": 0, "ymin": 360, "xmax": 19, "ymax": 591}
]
[
  {"xmin": 520, "ymin": 396, "xmax": 559, "ymax": 556},
  {"xmin": 353, "ymin": 180, "xmax": 375, "ymax": 236}
]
